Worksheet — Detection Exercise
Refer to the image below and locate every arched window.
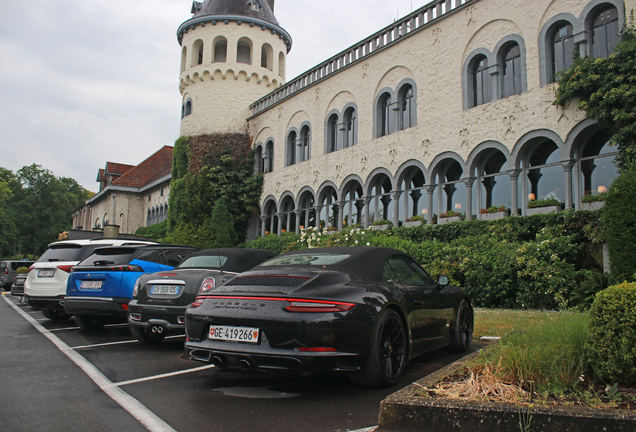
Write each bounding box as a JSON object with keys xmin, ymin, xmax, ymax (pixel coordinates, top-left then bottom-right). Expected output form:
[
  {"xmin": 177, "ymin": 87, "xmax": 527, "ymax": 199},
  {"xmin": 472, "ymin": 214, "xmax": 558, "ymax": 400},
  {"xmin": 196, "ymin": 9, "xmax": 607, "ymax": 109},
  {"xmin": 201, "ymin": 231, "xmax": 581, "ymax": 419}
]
[
  {"xmin": 237, "ymin": 38, "xmax": 252, "ymax": 65},
  {"xmin": 192, "ymin": 40, "xmax": 204, "ymax": 66},
  {"xmin": 343, "ymin": 107, "xmax": 356, "ymax": 148},
  {"xmin": 398, "ymin": 84, "xmax": 414, "ymax": 130},
  {"xmin": 213, "ymin": 37, "xmax": 227, "ymax": 63},
  {"xmin": 255, "ymin": 145, "xmax": 263, "ymax": 174},
  {"xmin": 278, "ymin": 52, "xmax": 285, "ymax": 78},
  {"xmin": 261, "ymin": 44, "xmax": 273, "ymax": 70},
  {"xmin": 551, "ymin": 24, "xmax": 574, "ymax": 82},
  {"xmin": 502, "ymin": 43, "xmax": 522, "ymax": 98},
  {"xmin": 591, "ymin": 7, "xmax": 619, "ymax": 58},
  {"xmin": 180, "ymin": 46, "xmax": 187, "ymax": 72},
  {"xmin": 379, "ymin": 93, "xmax": 392, "ymax": 137},
  {"xmin": 300, "ymin": 125, "xmax": 310, "ymax": 162},
  {"xmin": 265, "ymin": 140, "xmax": 274, "ymax": 173},
  {"xmin": 471, "ymin": 55, "xmax": 491, "ymax": 107},
  {"xmin": 103, "ymin": 214, "xmax": 109, "ymax": 226},
  {"xmin": 183, "ymin": 99, "xmax": 192, "ymax": 117},
  {"xmin": 327, "ymin": 114, "xmax": 338, "ymax": 153},
  {"xmin": 286, "ymin": 131, "xmax": 297, "ymax": 166},
  {"xmin": 95, "ymin": 218, "xmax": 101, "ymax": 229},
  {"xmin": 146, "ymin": 210, "xmax": 151, "ymax": 226}
]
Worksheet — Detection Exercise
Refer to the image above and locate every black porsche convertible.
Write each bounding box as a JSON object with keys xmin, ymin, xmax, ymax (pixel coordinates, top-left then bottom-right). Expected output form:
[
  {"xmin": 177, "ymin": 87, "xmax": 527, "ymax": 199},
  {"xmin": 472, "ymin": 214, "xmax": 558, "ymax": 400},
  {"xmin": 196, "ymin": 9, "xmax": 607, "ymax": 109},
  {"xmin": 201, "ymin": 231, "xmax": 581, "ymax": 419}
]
[
  {"xmin": 184, "ymin": 247, "xmax": 473, "ymax": 387},
  {"xmin": 128, "ymin": 248, "xmax": 275, "ymax": 343}
]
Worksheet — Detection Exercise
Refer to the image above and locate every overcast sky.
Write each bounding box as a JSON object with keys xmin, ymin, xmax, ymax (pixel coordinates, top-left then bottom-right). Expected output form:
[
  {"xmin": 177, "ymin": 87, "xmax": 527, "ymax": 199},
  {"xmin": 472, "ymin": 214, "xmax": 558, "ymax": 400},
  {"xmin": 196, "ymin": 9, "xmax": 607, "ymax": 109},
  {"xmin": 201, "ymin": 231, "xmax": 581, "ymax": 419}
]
[{"xmin": 0, "ymin": 0, "xmax": 424, "ymax": 192}]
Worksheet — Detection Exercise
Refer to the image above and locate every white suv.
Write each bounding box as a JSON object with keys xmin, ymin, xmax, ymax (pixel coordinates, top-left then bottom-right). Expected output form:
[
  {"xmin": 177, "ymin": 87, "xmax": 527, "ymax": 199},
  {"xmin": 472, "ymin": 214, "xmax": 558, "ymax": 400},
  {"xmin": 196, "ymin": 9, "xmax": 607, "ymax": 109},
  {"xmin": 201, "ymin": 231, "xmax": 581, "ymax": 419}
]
[{"xmin": 25, "ymin": 238, "xmax": 155, "ymax": 321}]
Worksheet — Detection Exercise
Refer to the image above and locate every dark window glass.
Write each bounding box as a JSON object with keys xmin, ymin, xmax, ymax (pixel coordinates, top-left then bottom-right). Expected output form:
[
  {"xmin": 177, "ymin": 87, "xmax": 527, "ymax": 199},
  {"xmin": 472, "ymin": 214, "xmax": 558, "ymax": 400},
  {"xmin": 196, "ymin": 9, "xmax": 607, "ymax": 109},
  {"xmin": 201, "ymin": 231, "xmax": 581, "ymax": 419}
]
[
  {"xmin": 78, "ymin": 248, "xmax": 137, "ymax": 266},
  {"xmin": 179, "ymin": 255, "xmax": 228, "ymax": 268},
  {"xmin": 592, "ymin": 7, "xmax": 619, "ymax": 58},
  {"xmin": 472, "ymin": 56, "xmax": 491, "ymax": 107},
  {"xmin": 328, "ymin": 116, "xmax": 338, "ymax": 153},
  {"xmin": 386, "ymin": 256, "xmax": 433, "ymax": 285},
  {"xmin": 400, "ymin": 85, "xmax": 414, "ymax": 130},
  {"xmin": 301, "ymin": 127, "xmax": 310, "ymax": 161},
  {"xmin": 163, "ymin": 250, "xmax": 190, "ymax": 267},
  {"xmin": 382, "ymin": 262, "xmax": 400, "ymax": 283},
  {"xmin": 38, "ymin": 246, "xmax": 83, "ymax": 263},
  {"xmin": 344, "ymin": 108, "xmax": 356, "ymax": 147},
  {"xmin": 287, "ymin": 131, "xmax": 297, "ymax": 166},
  {"xmin": 502, "ymin": 44, "xmax": 521, "ymax": 98},
  {"xmin": 380, "ymin": 94, "xmax": 391, "ymax": 137},
  {"xmin": 551, "ymin": 24, "xmax": 574, "ymax": 82}
]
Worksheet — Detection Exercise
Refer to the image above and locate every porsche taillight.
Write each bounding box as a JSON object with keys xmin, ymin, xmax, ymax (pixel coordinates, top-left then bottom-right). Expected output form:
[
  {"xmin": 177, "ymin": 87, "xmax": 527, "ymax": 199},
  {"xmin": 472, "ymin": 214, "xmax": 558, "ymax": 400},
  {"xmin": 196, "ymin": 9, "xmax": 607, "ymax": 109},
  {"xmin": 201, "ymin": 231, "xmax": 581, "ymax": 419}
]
[
  {"xmin": 285, "ymin": 299, "xmax": 356, "ymax": 313},
  {"xmin": 191, "ymin": 297, "xmax": 206, "ymax": 308}
]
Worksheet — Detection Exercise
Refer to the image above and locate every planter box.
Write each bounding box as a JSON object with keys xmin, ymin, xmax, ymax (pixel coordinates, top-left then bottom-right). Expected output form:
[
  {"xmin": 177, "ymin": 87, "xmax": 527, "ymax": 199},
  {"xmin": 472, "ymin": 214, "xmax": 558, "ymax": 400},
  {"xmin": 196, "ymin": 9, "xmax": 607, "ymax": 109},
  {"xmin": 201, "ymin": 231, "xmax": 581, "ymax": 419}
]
[
  {"xmin": 478, "ymin": 211, "xmax": 510, "ymax": 221},
  {"xmin": 404, "ymin": 220, "xmax": 423, "ymax": 228},
  {"xmin": 526, "ymin": 205, "xmax": 562, "ymax": 216},
  {"xmin": 370, "ymin": 224, "xmax": 390, "ymax": 231},
  {"xmin": 581, "ymin": 201, "xmax": 605, "ymax": 211},
  {"xmin": 378, "ymin": 350, "xmax": 636, "ymax": 432},
  {"xmin": 437, "ymin": 216, "xmax": 461, "ymax": 225}
]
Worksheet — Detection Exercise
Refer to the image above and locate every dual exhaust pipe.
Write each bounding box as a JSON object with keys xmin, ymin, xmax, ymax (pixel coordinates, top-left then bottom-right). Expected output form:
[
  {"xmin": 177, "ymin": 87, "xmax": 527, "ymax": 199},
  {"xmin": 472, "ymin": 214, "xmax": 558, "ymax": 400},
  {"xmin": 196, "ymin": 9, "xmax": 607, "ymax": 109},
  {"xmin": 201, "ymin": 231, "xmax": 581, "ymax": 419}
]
[
  {"xmin": 150, "ymin": 325, "xmax": 164, "ymax": 334},
  {"xmin": 210, "ymin": 355, "xmax": 252, "ymax": 371}
]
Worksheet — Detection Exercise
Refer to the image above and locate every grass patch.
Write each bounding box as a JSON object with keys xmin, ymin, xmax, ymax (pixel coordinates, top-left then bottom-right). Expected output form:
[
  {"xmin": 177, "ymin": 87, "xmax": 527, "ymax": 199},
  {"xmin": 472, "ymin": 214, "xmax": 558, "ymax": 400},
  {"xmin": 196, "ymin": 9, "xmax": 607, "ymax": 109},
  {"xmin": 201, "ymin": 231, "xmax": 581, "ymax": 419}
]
[{"xmin": 473, "ymin": 308, "xmax": 558, "ymax": 339}]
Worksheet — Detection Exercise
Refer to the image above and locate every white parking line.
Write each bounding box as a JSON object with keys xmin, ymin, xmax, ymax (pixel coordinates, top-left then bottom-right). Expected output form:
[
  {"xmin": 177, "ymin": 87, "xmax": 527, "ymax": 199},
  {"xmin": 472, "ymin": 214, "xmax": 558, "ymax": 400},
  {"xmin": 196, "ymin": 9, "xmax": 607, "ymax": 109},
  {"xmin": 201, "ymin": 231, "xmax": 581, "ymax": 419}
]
[
  {"xmin": 72, "ymin": 334, "xmax": 184, "ymax": 349},
  {"xmin": 2, "ymin": 295, "xmax": 176, "ymax": 432},
  {"xmin": 116, "ymin": 365, "xmax": 216, "ymax": 387},
  {"xmin": 49, "ymin": 326, "xmax": 81, "ymax": 332}
]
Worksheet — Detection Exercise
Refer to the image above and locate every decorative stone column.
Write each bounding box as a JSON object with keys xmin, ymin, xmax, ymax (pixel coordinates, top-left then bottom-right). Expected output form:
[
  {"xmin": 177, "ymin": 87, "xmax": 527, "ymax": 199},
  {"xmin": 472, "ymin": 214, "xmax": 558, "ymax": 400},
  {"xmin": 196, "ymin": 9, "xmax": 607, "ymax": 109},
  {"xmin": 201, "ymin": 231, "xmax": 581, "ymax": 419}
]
[
  {"xmin": 489, "ymin": 64, "xmax": 501, "ymax": 102},
  {"xmin": 464, "ymin": 178, "xmax": 475, "ymax": 219},
  {"xmin": 380, "ymin": 195, "xmax": 392, "ymax": 221},
  {"xmin": 391, "ymin": 191, "xmax": 402, "ymax": 227},
  {"xmin": 294, "ymin": 210, "xmax": 302, "ymax": 234},
  {"xmin": 410, "ymin": 189, "xmax": 422, "ymax": 218},
  {"xmin": 563, "ymin": 161, "xmax": 575, "ymax": 210},
  {"xmin": 315, "ymin": 205, "xmax": 323, "ymax": 229},
  {"xmin": 363, "ymin": 197, "xmax": 372, "ymax": 229},
  {"xmin": 276, "ymin": 212, "xmax": 283, "ymax": 237},
  {"xmin": 426, "ymin": 186, "xmax": 436, "ymax": 225},
  {"xmin": 574, "ymin": 31, "xmax": 588, "ymax": 58},
  {"xmin": 509, "ymin": 169, "xmax": 521, "ymax": 216},
  {"xmin": 355, "ymin": 199, "xmax": 365, "ymax": 226},
  {"xmin": 337, "ymin": 201, "xmax": 346, "ymax": 230},
  {"xmin": 260, "ymin": 215, "xmax": 268, "ymax": 238}
]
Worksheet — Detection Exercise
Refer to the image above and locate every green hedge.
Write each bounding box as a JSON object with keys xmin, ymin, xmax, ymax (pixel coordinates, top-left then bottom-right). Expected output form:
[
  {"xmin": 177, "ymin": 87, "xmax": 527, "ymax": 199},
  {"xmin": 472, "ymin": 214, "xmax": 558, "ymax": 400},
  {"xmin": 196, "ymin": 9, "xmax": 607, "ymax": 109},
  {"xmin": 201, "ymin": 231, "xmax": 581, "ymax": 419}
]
[
  {"xmin": 243, "ymin": 211, "xmax": 606, "ymax": 310},
  {"xmin": 586, "ymin": 282, "xmax": 636, "ymax": 386},
  {"xmin": 135, "ymin": 221, "xmax": 168, "ymax": 242},
  {"xmin": 603, "ymin": 169, "xmax": 636, "ymax": 280}
]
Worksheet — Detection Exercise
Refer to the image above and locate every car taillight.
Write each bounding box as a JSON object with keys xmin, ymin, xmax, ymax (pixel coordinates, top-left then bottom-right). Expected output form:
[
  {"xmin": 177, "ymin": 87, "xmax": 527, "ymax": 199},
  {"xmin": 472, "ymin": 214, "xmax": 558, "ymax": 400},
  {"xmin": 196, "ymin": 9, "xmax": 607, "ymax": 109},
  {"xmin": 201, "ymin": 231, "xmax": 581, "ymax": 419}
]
[
  {"xmin": 199, "ymin": 277, "xmax": 216, "ymax": 294},
  {"xmin": 28, "ymin": 265, "xmax": 35, "ymax": 273},
  {"xmin": 298, "ymin": 347, "xmax": 338, "ymax": 352},
  {"xmin": 121, "ymin": 303, "xmax": 129, "ymax": 311},
  {"xmin": 132, "ymin": 278, "xmax": 140, "ymax": 297},
  {"xmin": 57, "ymin": 265, "xmax": 74, "ymax": 273},
  {"xmin": 285, "ymin": 299, "xmax": 356, "ymax": 313},
  {"xmin": 190, "ymin": 297, "xmax": 206, "ymax": 308},
  {"xmin": 4, "ymin": 268, "xmax": 7, "ymax": 275},
  {"xmin": 107, "ymin": 265, "xmax": 144, "ymax": 272}
]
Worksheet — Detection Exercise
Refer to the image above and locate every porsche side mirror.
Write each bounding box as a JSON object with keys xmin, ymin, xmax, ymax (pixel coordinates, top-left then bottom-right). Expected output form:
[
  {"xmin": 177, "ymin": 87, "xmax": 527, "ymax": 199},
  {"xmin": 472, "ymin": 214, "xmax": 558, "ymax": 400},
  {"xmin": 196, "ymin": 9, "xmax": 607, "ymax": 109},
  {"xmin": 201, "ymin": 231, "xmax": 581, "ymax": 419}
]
[{"xmin": 436, "ymin": 275, "xmax": 450, "ymax": 289}]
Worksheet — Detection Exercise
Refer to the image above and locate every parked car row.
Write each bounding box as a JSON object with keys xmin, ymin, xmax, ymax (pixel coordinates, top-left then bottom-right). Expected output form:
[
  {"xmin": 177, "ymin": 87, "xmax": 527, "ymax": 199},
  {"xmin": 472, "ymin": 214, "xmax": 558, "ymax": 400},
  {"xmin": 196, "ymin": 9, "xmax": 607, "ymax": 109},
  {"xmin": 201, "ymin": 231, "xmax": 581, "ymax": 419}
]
[{"xmin": 7, "ymin": 240, "xmax": 474, "ymax": 387}]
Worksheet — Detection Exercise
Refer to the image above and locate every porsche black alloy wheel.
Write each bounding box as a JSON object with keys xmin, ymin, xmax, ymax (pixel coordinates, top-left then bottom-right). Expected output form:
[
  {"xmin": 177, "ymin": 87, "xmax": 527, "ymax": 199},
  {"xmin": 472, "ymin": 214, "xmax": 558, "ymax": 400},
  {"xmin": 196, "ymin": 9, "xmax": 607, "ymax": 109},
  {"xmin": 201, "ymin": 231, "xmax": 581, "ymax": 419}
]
[
  {"xmin": 450, "ymin": 299, "xmax": 473, "ymax": 353},
  {"xmin": 41, "ymin": 308, "xmax": 71, "ymax": 322},
  {"xmin": 74, "ymin": 314, "xmax": 106, "ymax": 331},
  {"xmin": 131, "ymin": 326, "xmax": 166, "ymax": 344},
  {"xmin": 350, "ymin": 309, "xmax": 406, "ymax": 387}
]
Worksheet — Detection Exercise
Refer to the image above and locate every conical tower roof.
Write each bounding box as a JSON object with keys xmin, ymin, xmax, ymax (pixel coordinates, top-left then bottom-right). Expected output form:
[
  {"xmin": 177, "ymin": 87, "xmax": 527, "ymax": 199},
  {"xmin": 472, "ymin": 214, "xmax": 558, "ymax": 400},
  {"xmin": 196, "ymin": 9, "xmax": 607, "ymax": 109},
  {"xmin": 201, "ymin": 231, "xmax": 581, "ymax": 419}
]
[
  {"xmin": 178, "ymin": 0, "xmax": 291, "ymax": 52},
  {"xmin": 192, "ymin": 0, "xmax": 278, "ymax": 25}
]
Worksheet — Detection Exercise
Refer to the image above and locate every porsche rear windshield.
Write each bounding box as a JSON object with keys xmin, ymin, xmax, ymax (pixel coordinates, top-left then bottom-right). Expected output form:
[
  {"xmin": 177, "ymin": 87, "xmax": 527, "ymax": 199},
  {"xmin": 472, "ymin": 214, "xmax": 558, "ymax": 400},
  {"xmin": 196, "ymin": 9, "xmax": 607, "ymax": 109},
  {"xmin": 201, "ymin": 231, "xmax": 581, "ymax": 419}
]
[
  {"xmin": 178, "ymin": 255, "xmax": 228, "ymax": 268},
  {"xmin": 38, "ymin": 245, "xmax": 83, "ymax": 263},
  {"xmin": 77, "ymin": 248, "xmax": 137, "ymax": 266},
  {"xmin": 260, "ymin": 254, "xmax": 350, "ymax": 267}
]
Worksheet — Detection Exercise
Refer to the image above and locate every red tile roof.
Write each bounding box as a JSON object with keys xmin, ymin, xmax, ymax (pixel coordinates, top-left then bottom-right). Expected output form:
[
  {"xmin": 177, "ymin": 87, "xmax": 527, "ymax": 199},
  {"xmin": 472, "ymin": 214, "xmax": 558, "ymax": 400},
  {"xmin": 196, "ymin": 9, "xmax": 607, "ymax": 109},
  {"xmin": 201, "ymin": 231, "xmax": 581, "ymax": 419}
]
[
  {"xmin": 96, "ymin": 168, "xmax": 106, "ymax": 182},
  {"xmin": 106, "ymin": 162, "xmax": 135, "ymax": 176},
  {"xmin": 112, "ymin": 146, "xmax": 173, "ymax": 188}
]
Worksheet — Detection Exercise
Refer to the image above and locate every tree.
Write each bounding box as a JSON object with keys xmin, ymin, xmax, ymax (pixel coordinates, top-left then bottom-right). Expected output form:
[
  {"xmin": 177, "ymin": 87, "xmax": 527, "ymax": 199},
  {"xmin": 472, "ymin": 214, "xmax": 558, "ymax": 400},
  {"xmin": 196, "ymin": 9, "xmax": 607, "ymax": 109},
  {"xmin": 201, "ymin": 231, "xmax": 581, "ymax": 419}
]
[
  {"xmin": 554, "ymin": 24, "xmax": 636, "ymax": 171},
  {"xmin": 211, "ymin": 199, "xmax": 237, "ymax": 247}
]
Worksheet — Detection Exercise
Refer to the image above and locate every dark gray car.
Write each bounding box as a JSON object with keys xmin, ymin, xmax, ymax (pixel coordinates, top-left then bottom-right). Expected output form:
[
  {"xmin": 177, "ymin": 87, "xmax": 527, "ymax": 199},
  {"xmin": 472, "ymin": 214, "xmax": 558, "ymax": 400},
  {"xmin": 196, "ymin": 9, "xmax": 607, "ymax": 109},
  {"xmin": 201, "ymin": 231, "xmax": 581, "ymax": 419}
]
[{"xmin": 0, "ymin": 261, "xmax": 34, "ymax": 290}]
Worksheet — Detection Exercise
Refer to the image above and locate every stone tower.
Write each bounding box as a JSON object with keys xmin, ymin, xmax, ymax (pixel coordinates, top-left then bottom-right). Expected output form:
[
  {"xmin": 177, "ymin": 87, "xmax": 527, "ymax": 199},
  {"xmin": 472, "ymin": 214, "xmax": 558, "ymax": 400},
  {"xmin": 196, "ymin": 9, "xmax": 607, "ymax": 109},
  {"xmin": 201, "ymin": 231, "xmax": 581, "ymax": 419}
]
[{"xmin": 177, "ymin": 0, "xmax": 292, "ymax": 136}]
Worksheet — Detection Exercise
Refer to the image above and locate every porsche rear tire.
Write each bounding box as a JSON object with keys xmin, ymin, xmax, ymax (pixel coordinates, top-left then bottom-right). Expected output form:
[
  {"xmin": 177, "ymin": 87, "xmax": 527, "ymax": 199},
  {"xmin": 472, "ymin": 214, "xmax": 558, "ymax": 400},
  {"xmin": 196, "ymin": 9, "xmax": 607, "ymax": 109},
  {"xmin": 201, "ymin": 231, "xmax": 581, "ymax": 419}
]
[
  {"xmin": 350, "ymin": 309, "xmax": 406, "ymax": 387},
  {"xmin": 131, "ymin": 326, "xmax": 166, "ymax": 344},
  {"xmin": 74, "ymin": 314, "xmax": 106, "ymax": 331},
  {"xmin": 449, "ymin": 300, "xmax": 473, "ymax": 353}
]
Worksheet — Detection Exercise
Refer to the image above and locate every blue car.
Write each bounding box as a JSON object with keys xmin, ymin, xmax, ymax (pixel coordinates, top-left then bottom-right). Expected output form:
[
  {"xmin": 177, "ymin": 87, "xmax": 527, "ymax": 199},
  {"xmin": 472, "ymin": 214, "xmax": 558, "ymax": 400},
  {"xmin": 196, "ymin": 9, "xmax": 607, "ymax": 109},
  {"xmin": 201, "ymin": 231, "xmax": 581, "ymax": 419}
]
[{"xmin": 65, "ymin": 244, "xmax": 200, "ymax": 330}]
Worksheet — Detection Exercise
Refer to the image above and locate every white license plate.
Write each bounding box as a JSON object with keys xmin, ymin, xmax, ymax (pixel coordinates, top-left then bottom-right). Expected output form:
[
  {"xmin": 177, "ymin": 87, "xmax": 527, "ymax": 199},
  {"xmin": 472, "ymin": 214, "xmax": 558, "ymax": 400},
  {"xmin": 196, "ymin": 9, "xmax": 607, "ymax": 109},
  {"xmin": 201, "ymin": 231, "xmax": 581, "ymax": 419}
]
[
  {"xmin": 209, "ymin": 326, "xmax": 260, "ymax": 344},
  {"xmin": 38, "ymin": 270, "xmax": 55, "ymax": 278},
  {"xmin": 150, "ymin": 285, "xmax": 180, "ymax": 295},
  {"xmin": 80, "ymin": 281, "xmax": 103, "ymax": 289}
]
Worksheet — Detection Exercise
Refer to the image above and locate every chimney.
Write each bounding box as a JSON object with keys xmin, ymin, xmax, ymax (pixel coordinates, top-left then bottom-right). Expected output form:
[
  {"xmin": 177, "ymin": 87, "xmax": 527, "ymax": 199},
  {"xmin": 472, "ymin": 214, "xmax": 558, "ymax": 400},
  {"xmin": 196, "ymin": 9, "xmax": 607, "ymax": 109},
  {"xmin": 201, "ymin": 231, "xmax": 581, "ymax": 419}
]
[{"xmin": 267, "ymin": 0, "xmax": 274, "ymax": 12}]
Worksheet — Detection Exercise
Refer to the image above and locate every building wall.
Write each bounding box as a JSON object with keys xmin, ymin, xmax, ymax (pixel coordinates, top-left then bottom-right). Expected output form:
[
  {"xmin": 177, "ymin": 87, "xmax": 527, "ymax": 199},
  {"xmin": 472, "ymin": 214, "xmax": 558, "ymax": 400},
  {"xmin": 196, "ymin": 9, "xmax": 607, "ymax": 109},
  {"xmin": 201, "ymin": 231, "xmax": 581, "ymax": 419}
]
[{"xmin": 246, "ymin": 0, "xmax": 632, "ymax": 235}]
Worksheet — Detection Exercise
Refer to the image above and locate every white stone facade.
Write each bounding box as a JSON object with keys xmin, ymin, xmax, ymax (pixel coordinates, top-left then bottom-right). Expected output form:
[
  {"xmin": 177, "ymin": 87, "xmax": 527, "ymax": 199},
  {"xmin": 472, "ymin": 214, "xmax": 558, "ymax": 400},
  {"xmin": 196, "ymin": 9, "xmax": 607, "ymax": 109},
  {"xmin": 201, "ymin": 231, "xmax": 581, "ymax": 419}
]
[{"xmin": 178, "ymin": 0, "xmax": 632, "ymax": 240}]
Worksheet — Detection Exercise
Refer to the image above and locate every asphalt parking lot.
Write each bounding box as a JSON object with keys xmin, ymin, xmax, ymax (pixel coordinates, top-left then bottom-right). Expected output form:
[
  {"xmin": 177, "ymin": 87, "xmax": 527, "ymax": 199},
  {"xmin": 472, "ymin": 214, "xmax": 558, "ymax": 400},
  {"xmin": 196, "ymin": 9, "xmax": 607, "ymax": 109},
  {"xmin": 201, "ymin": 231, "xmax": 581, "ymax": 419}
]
[{"xmin": 0, "ymin": 292, "xmax": 482, "ymax": 432}]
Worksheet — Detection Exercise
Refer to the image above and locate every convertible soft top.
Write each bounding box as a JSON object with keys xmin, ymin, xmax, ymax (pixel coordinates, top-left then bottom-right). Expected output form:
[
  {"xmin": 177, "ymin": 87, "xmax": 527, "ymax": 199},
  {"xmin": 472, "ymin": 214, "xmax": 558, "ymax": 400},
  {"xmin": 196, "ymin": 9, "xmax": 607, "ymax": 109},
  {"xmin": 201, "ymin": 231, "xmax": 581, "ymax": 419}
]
[{"xmin": 255, "ymin": 246, "xmax": 413, "ymax": 281}]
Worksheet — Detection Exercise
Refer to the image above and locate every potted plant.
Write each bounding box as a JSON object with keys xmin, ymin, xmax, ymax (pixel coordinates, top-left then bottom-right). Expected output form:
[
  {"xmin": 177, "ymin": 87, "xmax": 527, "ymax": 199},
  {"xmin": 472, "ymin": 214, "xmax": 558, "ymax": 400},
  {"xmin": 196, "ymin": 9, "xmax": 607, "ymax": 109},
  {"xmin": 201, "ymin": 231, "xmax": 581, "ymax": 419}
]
[
  {"xmin": 581, "ymin": 191, "xmax": 607, "ymax": 210},
  {"xmin": 371, "ymin": 219, "xmax": 392, "ymax": 231},
  {"xmin": 404, "ymin": 215, "xmax": 425, "ymax": 228},
  {"xmin": 325, "ymin": 226, "xmax": 338, "ymax": 235},
  {"xmin": 478, "ymin": 205, "xmax": 510, "ymax": 221},
  {"xmin": 437, "ymin": 210, "xmax": 463, "ymax": 224},
  {"xmin": 526, "ymin": 197, "xmax": 562, "ymax": 215}
]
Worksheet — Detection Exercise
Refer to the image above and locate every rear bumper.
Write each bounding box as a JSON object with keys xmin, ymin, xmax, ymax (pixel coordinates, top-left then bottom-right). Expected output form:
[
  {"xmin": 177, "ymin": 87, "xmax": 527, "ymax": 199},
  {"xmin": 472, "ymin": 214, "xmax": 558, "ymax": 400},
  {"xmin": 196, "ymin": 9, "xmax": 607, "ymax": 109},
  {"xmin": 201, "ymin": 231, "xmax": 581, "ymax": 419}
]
[
  {"xmin": 24, "ymin": 295, "xmax": 66, "ymax": 312},
  {"xmin": 127, "ymin": 300, "xmax": 185, "ymax": 334},
  {"xmin": 185, "ymin": 338, "xmax": 361, "ymax": 372},
  {"xmin": 64, "ymin": 296, "xmax": 130, "ymax": 318}
]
